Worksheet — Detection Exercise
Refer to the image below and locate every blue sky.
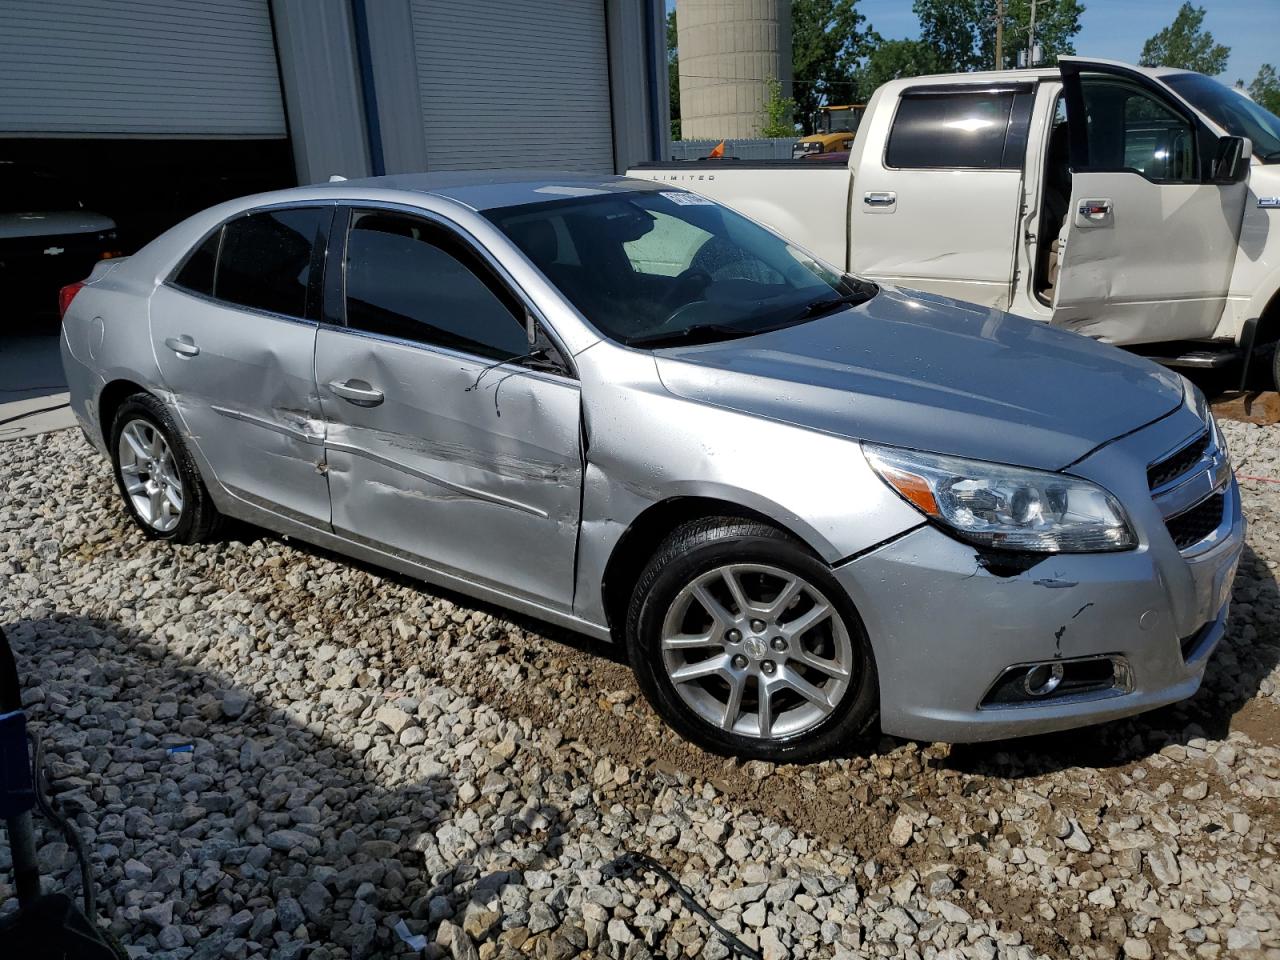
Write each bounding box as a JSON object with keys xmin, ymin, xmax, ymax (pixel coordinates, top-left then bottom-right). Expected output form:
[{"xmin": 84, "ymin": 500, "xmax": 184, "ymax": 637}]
[
  {"xmin": 858, "ymin": 0, "xmax": 1277, "ymax": 84},
  {"xmin": 667, "ymin": 1, "xmax": 1279, "ymax": 86}
]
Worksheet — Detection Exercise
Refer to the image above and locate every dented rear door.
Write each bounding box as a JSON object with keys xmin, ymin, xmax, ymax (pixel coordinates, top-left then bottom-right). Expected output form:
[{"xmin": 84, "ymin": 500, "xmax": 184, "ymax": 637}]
[
  {"xmin": 314, "ymin": 207, "xmax": 583, "ymax": 609},
  {"xmin": 149, "ymin": 205, "xmax": 332, "ymax": 528}
]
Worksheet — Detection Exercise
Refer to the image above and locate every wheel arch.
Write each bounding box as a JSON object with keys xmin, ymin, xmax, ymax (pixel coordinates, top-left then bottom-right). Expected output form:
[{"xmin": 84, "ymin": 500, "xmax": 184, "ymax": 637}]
[
  {"xmin": 98, "ymin": 378, "xmax": 151, "ymax": 446},
  {"xmin": 599, "ymin": 495, "xmax": 823, "ymax": 641}
]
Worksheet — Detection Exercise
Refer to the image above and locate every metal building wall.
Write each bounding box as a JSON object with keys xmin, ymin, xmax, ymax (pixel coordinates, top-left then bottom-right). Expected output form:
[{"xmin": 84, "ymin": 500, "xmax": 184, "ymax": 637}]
[
  {"xmin": 677, "ymin": 0, "xmax": 793, "ymax": 140},
  {"xmin": 0, "ymin": 0, "xmax": 286, "ymax": 137},
  {"xmin": 271, "ymin": 0, "xmax": 371, "ymax": 183}
]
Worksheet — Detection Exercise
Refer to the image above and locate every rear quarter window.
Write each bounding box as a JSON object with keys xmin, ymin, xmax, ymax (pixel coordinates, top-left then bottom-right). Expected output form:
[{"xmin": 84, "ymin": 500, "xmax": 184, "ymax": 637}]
[
  {"xmin": 886, "ymin": 91, "xmax": 1018, "ymax": 169},
  {"xmin": 172, "ymin": 228, "xmax": 220, "ymax": 296}
]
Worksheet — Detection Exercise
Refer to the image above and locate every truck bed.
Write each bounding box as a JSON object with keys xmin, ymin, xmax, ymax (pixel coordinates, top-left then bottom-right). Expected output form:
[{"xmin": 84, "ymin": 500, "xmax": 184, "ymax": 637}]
[{"xmin": 627, "ymin": 160, "xmax": 852, "ymax": 270}]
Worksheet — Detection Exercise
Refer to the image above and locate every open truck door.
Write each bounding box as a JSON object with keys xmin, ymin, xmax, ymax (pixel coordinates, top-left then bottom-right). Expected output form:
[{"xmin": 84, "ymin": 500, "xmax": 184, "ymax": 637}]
[{"xmin": 1051, "ymin": 58, "xmax": 1251, "ymax": 345}]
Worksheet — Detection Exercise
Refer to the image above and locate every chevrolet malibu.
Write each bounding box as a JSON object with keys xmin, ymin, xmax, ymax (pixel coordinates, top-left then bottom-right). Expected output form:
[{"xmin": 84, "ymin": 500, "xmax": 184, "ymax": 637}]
[{"xmin": 59, "ymin": 173, "xmax": 1244, "ymax": 761}]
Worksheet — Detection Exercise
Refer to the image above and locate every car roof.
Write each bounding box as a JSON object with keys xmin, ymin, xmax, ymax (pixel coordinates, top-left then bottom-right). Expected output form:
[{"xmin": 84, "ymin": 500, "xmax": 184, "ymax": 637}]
[{"xmin": 316, "ymin": 170, "xmax": 664, "ymax": 211}]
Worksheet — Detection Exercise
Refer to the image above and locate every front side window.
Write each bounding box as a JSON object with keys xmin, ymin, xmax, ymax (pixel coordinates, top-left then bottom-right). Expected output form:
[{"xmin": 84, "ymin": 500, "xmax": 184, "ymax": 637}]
[
  {"xmin": 1078, "ymin": 76, "xmax": 1196, "ymax": 181},
  {"xmin": 488, "ymin": 188, "xmax": 870, "ymax": 347},
  {"xmin": 216, "ymin": 208, "xmax": 326, "ymax": 318},
  {"xmin": 342, "ymin": 211, "xmax": 528, "ymax": 360},
  {"xmin": 886, "ymin": 91, "xmax": 1018, "ymax": 169}
]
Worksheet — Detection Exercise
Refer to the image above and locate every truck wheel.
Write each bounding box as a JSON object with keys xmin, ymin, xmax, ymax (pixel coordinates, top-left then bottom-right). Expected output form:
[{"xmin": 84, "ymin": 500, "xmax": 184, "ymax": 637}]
[
  {"xmin": 625, "ymin": 517, "xmax": 877, "ymax": 762},
  {"xmin": 109, "ymin": 393, "xmax": 222, "ymax": 543}
]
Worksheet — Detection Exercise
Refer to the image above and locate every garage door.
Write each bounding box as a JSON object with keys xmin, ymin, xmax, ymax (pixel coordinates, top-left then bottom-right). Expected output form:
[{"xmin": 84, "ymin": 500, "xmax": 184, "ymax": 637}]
[
  {"xmin": 0, "ymin": 0, "xmax": 285, "ymax": 137},
  {"xmin": 411, "ymin": 0, "xmax": 614, "ymax": 172}
]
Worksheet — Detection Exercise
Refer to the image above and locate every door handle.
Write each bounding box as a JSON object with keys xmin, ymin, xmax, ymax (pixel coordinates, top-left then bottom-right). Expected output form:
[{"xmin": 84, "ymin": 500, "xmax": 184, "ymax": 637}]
[
  {"xmin": 864, "ymin": 191, "xmax": 897, "ymax": 207},
  {"xmin": 328, "ymin": 379, "xmax": 384, "ymax": 407},
  {"xmin": 1078, "ymin": 199, "xmax": 1113, "ymax": 221},
  {"xmin": 164, "ymin": 335, "xmax": 199, "ymax": 357}
]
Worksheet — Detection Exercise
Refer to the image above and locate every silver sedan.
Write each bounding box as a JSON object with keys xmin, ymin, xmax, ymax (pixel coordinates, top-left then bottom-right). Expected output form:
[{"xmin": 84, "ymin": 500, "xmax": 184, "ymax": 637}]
[{"xmin": 59, "ymin": 173, "xmax": 1244, "ymax": 761}]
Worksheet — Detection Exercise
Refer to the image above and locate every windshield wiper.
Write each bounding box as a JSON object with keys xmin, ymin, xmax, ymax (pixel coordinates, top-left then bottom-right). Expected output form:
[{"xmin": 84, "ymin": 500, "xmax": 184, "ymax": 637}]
[
  {"xmin": 794, "ymin": 286, "xmax": 877, "ymax": 321},
  {"xmin": 625, "ymin": 323, "xmax": 755, "ymax": 349}
]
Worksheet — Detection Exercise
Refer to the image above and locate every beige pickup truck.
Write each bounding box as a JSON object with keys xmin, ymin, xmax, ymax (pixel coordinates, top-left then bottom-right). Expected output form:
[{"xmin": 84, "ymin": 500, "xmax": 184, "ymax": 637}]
[{"xmin": 633, "ymin": 58, "xmax": 1280, "ymax": 389}]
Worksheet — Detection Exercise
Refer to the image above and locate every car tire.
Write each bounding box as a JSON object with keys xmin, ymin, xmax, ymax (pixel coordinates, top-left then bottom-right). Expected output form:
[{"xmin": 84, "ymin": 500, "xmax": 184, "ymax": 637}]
[
  {"xmin": 109, "ymin": 393, "xmax": 221, "ymax": 543},
  {"xmin": 626, "ymin": 517, "xmax": 878, "ymax": 762}
]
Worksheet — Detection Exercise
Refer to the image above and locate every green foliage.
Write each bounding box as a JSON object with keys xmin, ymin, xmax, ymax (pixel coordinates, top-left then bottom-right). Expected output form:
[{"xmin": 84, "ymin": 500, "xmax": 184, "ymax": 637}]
[
  {"xmin": 855, "ymin": 39, "xmax": 945, "ymax": 100},
  {"xmin": 761, "ymin": 78, "xmax": 798, "ymax": 138},
  {"xmin": 667, "ymin": 9, "xmax": 681, "ymax": 140},
  {"xmin": 1138, "ymin": 2, "xmax": 1229, "ymax": 74},
  {"xmin": 793, "ymin": 0, "xmax": 877, "ymax": 133},
  {"xmin": 1248, "ymin": 64, "xmax": 1280, "ymax": 115},
  {"xmin": 912, "ymin": 0, "xmax": 1084, "ymax": 72}
]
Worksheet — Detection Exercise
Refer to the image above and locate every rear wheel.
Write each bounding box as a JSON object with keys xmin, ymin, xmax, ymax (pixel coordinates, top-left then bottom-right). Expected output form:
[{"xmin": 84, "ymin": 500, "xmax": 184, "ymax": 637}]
[
  {"xmin": 109, "ymin": 393, "xmax": 221, "ymax": 543},
  {"xmin": 626, "ymin": 518, "xmax": 877, "ymax": 762}
]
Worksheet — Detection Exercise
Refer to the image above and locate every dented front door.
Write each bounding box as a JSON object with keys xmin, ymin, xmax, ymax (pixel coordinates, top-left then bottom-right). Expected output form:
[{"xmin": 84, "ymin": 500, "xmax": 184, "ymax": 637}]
[
  {"xmin": 314, "ymin": 329, "xmax": 583, "ymax": 609},
  {"xmin": 1051, "ymin": 61, "xmax": 1248, "ymax": 344}
]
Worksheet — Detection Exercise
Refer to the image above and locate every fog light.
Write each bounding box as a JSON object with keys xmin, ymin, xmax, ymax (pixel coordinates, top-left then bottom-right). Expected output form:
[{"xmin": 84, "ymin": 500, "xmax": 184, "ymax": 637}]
[{"xmin": 1023, "ymin": 662, "xmax": 1065, "ymax": 697}]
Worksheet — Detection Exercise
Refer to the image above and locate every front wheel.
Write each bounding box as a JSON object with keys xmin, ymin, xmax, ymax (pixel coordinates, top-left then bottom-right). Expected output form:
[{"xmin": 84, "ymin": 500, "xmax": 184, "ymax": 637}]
[{"xmin": 626, "ymin": 518, "xmax": 877, "ymax": 762}]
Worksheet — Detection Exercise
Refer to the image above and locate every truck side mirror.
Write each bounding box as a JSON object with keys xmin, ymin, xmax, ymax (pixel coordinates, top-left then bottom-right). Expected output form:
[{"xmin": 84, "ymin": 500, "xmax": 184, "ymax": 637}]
[{"xmin": 1211, "ymin": 136, "xmax": 1250, "ymax": 183}]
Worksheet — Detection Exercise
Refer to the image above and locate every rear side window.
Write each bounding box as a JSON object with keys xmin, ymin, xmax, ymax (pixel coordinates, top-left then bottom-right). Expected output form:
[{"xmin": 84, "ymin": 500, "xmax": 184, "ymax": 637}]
[
  {"xmin": 887, "ymin": 91, "xmax": 1018, "ymax": 169},
  {"xmin": 343, "ymin": 211, "xmax": 527, "ymax": 360},
  {"xmin": 215, "ymin": 208, "xmax": 327, "ymax": 319},
  {"xmin": 173, "ymin": 228, "xmax": 220, "ymax": 296}
]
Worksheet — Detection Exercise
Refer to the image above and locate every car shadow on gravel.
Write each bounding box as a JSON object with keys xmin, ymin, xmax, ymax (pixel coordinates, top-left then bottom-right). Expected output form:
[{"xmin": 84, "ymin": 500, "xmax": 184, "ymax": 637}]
[
  {"xmin": 944, "ymin": 542, "xmax": 1280, "ymax": 778},
  {"xmin": 1, "ymin": 612, "xmax": 571, "ymax": 958},
  {"xmin": 226, "ymin": 523, "xmax": 630, "ymax": 667}
]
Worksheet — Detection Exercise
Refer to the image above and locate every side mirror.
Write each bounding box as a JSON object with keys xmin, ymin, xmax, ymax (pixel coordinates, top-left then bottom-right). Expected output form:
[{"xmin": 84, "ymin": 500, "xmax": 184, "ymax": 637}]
[{"xmin": 1211, "ymin": 135, "xmax": 1251, "ymax": 183}]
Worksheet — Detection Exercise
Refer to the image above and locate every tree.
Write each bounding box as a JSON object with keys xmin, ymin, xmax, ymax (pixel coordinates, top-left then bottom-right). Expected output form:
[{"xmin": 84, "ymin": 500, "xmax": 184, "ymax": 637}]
[
  {"xmin": 667, "ymin": 10, "xmax": 681, "ymax": 140},
  {"xmin": 1139, "ymin": 3, "xmax": 1229, "ymax": 74},
  {"xmin": 792, "ymin": 0, "xmax": 877, "ymax": 133},
  {"xmin": 855, "ymin": 39, "xmax": 945, "ymax": 100},
  {"xmin": 1250, "ymin": 64, "xmax": 1280, "ymax": 115},
  {"xmin": 761, "ymin": 78, "xmax": 798, "ymax": 137},
  {"xmin": 913, "ymin": 0, "xmax": 1083, "ymax": 72}
]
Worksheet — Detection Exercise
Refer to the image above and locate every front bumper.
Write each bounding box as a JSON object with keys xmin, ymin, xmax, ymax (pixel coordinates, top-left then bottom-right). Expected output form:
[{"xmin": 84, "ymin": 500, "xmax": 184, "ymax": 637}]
[{"xmin": 836, "ymin": 408, "xmax": 1245, "ymax": 743}]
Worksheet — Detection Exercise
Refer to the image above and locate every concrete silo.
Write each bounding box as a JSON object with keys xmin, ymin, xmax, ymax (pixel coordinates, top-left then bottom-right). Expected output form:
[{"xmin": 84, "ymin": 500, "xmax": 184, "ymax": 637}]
[{"xmin": 676, "ymin": 0, "xmax": 793, "ymax": 140}]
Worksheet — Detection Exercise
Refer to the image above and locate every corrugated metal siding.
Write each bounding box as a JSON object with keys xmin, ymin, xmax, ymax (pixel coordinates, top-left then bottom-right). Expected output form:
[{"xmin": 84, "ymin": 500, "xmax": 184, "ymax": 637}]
[
  {"xmin": 0, "ymin": 0, "xmax": 286, "ymax": 137},
  {"xmin": 411, "ymin": 0, "xmax": 614, "ymax": 172}
]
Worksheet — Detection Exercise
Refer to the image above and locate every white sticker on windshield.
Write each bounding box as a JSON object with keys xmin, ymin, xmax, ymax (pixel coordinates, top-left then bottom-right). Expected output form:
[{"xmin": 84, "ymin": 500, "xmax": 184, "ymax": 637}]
[{"xmin": 661, "ymin": 191, "xmax": 714, "ymax": 206}]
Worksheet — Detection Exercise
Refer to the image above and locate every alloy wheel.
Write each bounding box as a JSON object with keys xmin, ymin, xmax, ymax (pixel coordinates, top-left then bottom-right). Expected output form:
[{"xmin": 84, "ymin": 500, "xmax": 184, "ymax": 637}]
[
  {"xmin": 117, "ymin": 419, "xmax": 184, "ymax": 533},
  {"xmin": 660, "ymin": 563, "xmax": 854, "ymax": 740}
]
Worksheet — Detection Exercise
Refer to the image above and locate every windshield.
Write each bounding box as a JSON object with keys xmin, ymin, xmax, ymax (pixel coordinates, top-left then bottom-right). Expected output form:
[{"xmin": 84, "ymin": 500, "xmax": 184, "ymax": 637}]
[
  {"xmin": 487, "ymin": 188, "xmax": 869, "ymax": 346},
  {"xmin": 1163, "ymin": 73, "xmax": 1280, "ymax": 161}
]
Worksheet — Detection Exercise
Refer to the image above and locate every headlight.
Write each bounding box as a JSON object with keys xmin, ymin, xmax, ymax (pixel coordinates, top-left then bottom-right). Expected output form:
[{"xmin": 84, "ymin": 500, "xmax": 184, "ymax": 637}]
[{"xmin": 864, "ymin": 444, "xmax": 1136, "ymax": 553}]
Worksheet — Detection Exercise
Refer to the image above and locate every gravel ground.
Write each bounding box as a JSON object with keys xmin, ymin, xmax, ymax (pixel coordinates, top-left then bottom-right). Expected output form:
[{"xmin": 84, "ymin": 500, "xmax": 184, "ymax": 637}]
[{"xmin": 0, "ymin": 423, "xmax": 1277, "ymax": 960}]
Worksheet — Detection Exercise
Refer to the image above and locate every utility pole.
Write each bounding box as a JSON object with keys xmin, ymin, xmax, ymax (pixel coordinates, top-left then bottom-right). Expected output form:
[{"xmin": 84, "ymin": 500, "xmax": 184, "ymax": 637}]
[
  {"xmin": 994, "ymin": 0, "xmax": 1004, "ymax": 70},
  {"xmin": 1027, "ymin": 0, "xmax": 1038, "ymax": 66}
]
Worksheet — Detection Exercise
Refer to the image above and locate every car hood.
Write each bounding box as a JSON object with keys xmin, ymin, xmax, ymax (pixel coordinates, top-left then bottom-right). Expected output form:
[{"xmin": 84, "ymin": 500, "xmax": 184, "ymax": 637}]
[
  {"xmin": 0, "ymin": 210, "xmax": 116, "ymax": 240},
  {"xmin": 653, "ymin": 286, "xmax": 1186, "ymax": 471}
]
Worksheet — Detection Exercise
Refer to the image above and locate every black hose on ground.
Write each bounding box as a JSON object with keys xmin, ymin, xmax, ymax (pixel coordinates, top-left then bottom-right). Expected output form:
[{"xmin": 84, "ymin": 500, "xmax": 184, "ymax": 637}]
[
  {"xmin": 607, "ymin": 850, "xmax": 766, "ymax": 960},
  {"xmin": 31, "ymin": 733, "xmax": 97, "ymax": 920}
]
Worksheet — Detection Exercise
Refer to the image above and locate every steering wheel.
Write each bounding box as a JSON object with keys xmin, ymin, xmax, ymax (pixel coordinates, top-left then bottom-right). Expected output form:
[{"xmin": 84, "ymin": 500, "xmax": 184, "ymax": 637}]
[{"xmin": 659, "ymin": 268, "xmax": 712, "ymax": 313}]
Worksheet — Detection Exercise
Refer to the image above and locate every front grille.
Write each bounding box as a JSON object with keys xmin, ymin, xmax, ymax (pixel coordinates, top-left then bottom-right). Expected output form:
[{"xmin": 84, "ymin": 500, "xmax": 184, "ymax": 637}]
[
  {"xmin": 1165, "ymin": 493, "xmax": 1224, "ymax": 550},
  {"xmin": 1148, "ymin": 432, "xmax": 1209, "ymax": 490}
]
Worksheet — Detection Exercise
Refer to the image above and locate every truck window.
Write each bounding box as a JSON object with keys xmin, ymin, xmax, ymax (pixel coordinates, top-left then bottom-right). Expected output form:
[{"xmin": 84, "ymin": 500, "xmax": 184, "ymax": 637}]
[
  {"xmin": 886, "ymin": 91, "xmax": 1019, "ymax": 169},
  {"xmin": 1077, "ymin": 76, "xmax": 1195, "ymax": 182}
]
